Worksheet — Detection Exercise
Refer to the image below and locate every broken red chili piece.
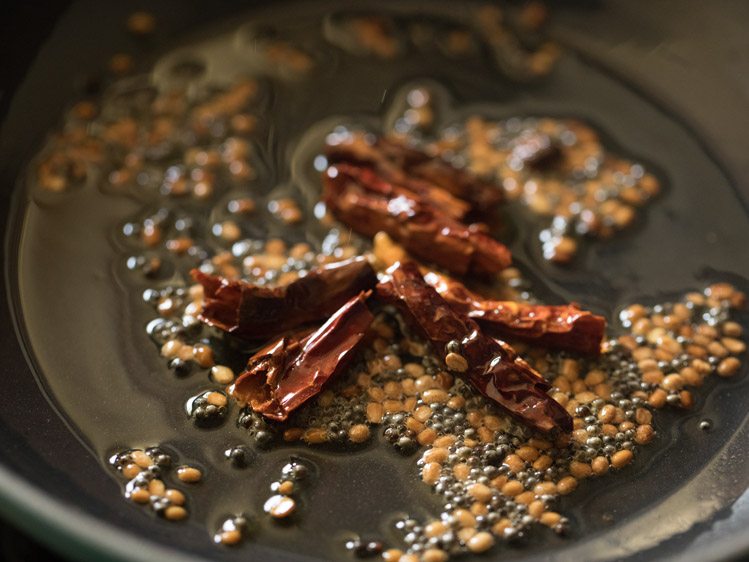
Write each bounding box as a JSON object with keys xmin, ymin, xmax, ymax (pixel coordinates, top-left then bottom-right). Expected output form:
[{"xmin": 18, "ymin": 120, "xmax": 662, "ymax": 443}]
[
  {"xmin": 192, "ymin": 256, "xmax": 377, "ymax": 341},
  {"xmin": 326, "ymin": 132, "xmax": 503, "ymax": 211},
  {"xmin": 323, "ymin": 163, "xmax": 512, "ymax": 277},
  {"xmin": 424, "ymin": 271, "xmax": 605, "ymax": 355},
  {"xmin": 377, "ymin": 262, "xmax": 572, "ymax": 434},
  {"xmin": 231, "ymin": 292, "xmax": 374, "ymax": 421}
]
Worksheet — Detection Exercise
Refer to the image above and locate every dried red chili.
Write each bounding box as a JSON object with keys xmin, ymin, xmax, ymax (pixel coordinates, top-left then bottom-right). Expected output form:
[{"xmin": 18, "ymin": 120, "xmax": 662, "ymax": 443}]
[
  {"xmin": 326, "ymin": 134, "xmax": 469, "ymax": 220},
  {"xmin": 231, "ymin": 292, "xmax": 374, "ymax": 421},
  {"xmin": 424, "ymin": 271, "xmax": 605, "ymax": 355},
  {"xmin": 192, "ymin": 256, "xmax": 377, "ymax": 341},
  {"xmin": 377, "ymin": 262, "xmax": 572, "ymax": 433},
  {"xmin": 323, "ymin": 163, "xmax": 512, "ymax": 277},
  {"xmin": 326, "ymin": 132, "xmax": 503, "ymax": 211}
]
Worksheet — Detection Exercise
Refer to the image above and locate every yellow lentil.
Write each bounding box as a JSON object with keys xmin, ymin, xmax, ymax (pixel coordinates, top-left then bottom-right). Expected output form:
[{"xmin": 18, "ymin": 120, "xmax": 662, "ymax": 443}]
[
  {"xmin": 569, "ymin": 461, "xmax": 592, "ymax": 479},
  {"xmin": 264, "ymin": 494, "xmax": 296, "ymax": 518},
  {"xmin": 165, "ymin": 506, "xmax": 188, "ymax": 521},
  {"xmin": 591, "ymin": 456, "xmax": 609, "ymax": 475},
  {"xmin": 131, "ymin": 450, "xmax": 151, "ymax": 468},
  {"xmin": 423, "ymin": 447, "xmax": 449, "ymax": 464},
  {"xmin": 717, "ymin": 357, "xmax": 741, "ymax": 377},
  {"xmin": 302, "ymin": 428, "xmax": 328, "ymax": 444},
  {"xmin": 165, "ymin": 489, "xmax": 185, "ymax": 505},
  {"xmin": 422, "ymin": 548, "xmax": 448, "ymax": 562},
  {"xmin": 611, "ymin": 449, "xmax": 634, "ymax": 468},
  {"xmin": 424, "ymin": 521, "xmax": 448, "ymax": 538},
  {"xmin": 557, "ymin": 476, "xmax": 578, "ymax": 495},
  {"xmin": 540, "ymin": 511, "xmax": 561, "ymax": 527},
  {"xmin": 278, "ymin": 481, "xmax": 294, "ymax": 495},
  {"xmin": 504, "ymin": 454, "xmax": 525, "ymax": 473},
  {"xmin": 635, "ymin": 424, "xmax": 655, "ymax": 444},
  {"xmin": 445, "ymin": 352, "xmax": 469, "ymax": 372},
  {"xmin": 453, "ymin": 463, "xmax": 470, "ymax": 480},
  {"xmin": 348, "ymin": 424, "xmax": 370, "ymax": 443},
  {"xmin": 366, "ymin": 402, "xmax": 383, "ymax": 423},
  {"xmin": 148, "ymin": 479, "xmax": 165, "ymax": 496},
  {"xmin": 130, "ymin": 488, "xmax": 150, "ymax": 503},
  {"xmin": 501, "ymin": 480, "xmax": 524, "ymax": 497},
  {"xmin": 176, "ymin": 466, "xmax": 203, "ymax": 483},
  {"xmin": 516, "ymin": 446, "xmax": 539, "ymax": 462},
  {"xmin": 122, "ymin": 463, "xmax": 141, "ymax": 479},
  {"xmin": 219, "ymin": 530, "xmax": 242, "ymax": 546},
  {"xmin": 206, "ymin": 392, "xmax": 227, "ymax": 407},
  {"xmin": 468, "ymin": 483, "xmax": 493, "ymax": 503},
  {"xmin": 422, "ymin": 389, "xmax": 449, "ymax": 404},
  {"xmin": 210, "ymin": 365, "xmax": 235, "ymax": 384},
  {"xmin": 467, "ymin": 531, "xmax": 495, "ymax": 553},
  {"xmin": 452, "ymin": 509, "xmax": 476, "ymax": 528},
  {"xmin": 417, "ymin": 428, "xmax": 438, "ymax": 446},
  {"xmin": 422, "ymin": 463, "xmax": 441, "ymax": 485}
]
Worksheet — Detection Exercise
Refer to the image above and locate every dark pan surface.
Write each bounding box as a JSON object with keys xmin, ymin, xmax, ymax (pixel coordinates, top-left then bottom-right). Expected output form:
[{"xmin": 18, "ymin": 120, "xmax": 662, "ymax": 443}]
[{"xmin": 1, "ymin": 1, "xmax": 748, "ymax": 561}]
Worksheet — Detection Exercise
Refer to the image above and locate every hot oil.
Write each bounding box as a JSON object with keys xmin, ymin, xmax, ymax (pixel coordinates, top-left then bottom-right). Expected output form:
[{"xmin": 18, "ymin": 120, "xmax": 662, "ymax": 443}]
[{"xmin": 14, "ymin": 2, "xmax": 749, "ymax": 561}]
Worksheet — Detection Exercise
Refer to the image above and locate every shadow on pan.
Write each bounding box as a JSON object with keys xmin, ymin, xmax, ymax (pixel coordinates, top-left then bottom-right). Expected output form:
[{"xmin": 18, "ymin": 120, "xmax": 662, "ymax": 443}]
[{"xmin": 0, "ymin": 1, "xmax": 748, "ymax": 561}]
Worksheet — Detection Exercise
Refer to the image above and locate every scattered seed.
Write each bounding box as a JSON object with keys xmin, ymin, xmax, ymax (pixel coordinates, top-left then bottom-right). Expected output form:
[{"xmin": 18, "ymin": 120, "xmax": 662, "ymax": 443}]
[
  {"xmin": 611, "ymin": 450, "xmax": 633, "ymax": 469},
  {"xmin": 131, "ymin": 450, "xmax": 151, "ymax": 468},
  {"xmin": 211, "ymin": 365, "xmax": 235, "ymax": 384},
  {"xmin": 219, "ymin": 530, "xmax": 242, "ymax": 546},
  {"xmin": 206, "ymin": 392, "xmax": 228, "ymax": 407},
  {"xmin": 717, "ymin": 357, "xmax": 741, "ymax": 377},
  {"xmin": 164, "ymin": 506, "xmax": 188, "ymax": 521},
  {"xmin": 264, "ymin": 495, "xmax": 296, "ymax": 519},
  {"xmin": 421, "ymin": 548, "xmax": 448, "ymax": 562},
  {"xmin": 445, "ymin": 352, "xmax": 468, "ymax": 372},
  {"xmin": 122, "ymin": 463, "xmax": 141, "ymax": 479},
  {"xmin": 467, "ymin": 531, "xmax": 495, "ymax": 553},
  {"xmin": 176, "ymin": 466, "xmax": 203, "ymax": 483},
  {"xmin": 348, "ymin": 424, "xmax": 370, "ymax": 443},
  {"xmin": 130, "ymin": 488, "xmax": 150, "ymax": 504},
  {"xmin": 165, "ymin": 489, "xmax": 185, "ymax": 505}
]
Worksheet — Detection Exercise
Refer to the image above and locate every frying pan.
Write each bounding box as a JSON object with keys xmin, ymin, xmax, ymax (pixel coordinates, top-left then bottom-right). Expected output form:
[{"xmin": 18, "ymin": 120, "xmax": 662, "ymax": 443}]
[{"xmin": 1, "ymin": 1, "xmax": 748, "ymax": 561}]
